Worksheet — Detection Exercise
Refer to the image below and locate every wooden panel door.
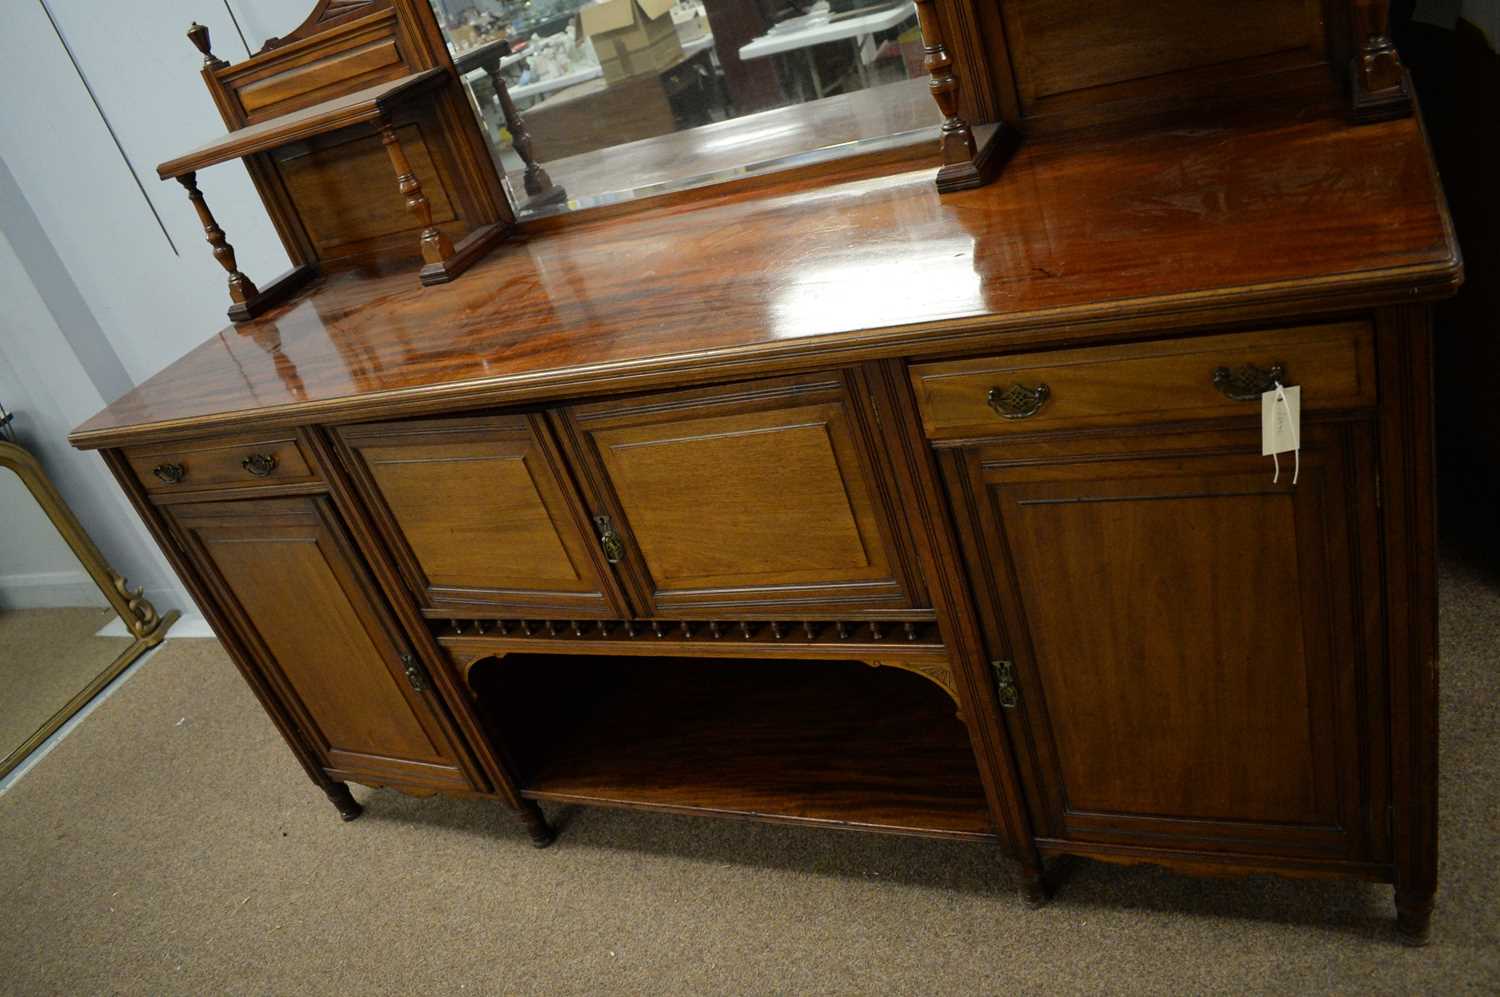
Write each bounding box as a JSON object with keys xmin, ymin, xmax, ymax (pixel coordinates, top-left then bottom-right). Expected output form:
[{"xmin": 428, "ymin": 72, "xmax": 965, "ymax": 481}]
[
  {"xmin": 169, "ymin": 496, "xmax": 479, "ymax": 793},
  {"xmin": 562, "ymin": 372, "xmax": 922, "ymax": 617},
  {"xmin": 336, "ymin": 415, "xmax": 624, "ymax": 617},
  {"xmin": 944, "ymin": 425, "xmax": 1387, "ymax": 861}
]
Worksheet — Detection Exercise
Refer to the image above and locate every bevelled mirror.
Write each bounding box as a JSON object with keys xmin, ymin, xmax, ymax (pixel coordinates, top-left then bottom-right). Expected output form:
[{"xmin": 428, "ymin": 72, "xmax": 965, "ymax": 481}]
[
  {"xmin": 428, "ymin": 0, "xmax": 942, "ymax": 218},
  {"xmin": 0, "ymin": 406, "xmax": 177, "ymax": 778}
]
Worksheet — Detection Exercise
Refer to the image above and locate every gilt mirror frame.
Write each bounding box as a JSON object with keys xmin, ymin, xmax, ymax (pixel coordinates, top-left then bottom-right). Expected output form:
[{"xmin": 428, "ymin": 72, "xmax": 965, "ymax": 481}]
[{"xmin": 0, "ymin": 440, "xmax": 179, "ymax": 778}]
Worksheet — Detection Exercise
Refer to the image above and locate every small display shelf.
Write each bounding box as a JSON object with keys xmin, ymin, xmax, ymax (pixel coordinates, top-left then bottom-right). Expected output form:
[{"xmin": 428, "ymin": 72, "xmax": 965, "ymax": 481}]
[
  {"xmin": 161, "ymin": 15, "xmax": 513, "ymax": 322},
  {"xmin": 473, "ymin": 654, "xmax": 995, "ymax": 840},
  {"xmin": 157, "ymin": 70, "xmax": 447, "ymax": 178}
]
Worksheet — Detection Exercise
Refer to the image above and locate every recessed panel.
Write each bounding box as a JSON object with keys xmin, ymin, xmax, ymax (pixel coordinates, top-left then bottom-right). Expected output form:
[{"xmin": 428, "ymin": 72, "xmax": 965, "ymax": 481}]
[
  {"xmin": 1003, "ymin": 483, "xmax": 1322, "ymax": 823},
  {"xmin": 364, "ymin": 444, "xmax": 581, "ymax": 588},
  {"xmin": 596, "ymin": 418, "xmax": 871, "ymax": 586},
  {"xmin": 1005, "ymin": 0, "xmax": 1320, "ymax": 103},
  {"xmin": 277, "ymin": 121, "xmax": 457, "ymax": 255},
  {"xmin": 203, "ymin": 524, "xmax": 448, "ymax": 765}
]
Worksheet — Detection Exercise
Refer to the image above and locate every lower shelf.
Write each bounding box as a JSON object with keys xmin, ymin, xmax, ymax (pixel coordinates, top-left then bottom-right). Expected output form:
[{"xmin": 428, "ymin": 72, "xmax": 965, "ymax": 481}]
[{"xmin": 475, "ymin": 655, "xmax": 996, "ymax": 841}]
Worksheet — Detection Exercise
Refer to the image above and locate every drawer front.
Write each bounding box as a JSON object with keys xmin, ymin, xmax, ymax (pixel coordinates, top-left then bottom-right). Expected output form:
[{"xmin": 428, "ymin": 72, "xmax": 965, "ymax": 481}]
[
  {"xmin": 909, "ymin": 322, "xmax": 1376, "ymax": 440},
  {"xmin": 125, "ymin": 433, "xmax": 317, "ymax": 497}
]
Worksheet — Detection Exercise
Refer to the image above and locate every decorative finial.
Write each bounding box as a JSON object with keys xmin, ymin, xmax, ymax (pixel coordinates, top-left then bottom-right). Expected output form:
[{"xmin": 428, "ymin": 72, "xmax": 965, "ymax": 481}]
[{"xmin": 187, "ymin": 22, "xmax": 228, "ymax": 69}]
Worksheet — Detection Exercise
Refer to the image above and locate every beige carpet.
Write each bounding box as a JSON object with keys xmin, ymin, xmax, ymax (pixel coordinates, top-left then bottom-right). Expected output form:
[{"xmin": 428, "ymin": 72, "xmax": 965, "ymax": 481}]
[
  {"xmin": 0, "ymin": 556, "xmax": 1495, "ymax": 995},
  {"xmin": 0, "ymin": 607, "xmax": 129, "ymax": 758}
]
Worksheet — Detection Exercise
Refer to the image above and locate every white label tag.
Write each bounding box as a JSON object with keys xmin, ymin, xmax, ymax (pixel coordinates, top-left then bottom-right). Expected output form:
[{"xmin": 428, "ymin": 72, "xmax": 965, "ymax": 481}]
[{"xmin": 1262, "ymin": 384, "xmax": 1300, "ymax": 456}]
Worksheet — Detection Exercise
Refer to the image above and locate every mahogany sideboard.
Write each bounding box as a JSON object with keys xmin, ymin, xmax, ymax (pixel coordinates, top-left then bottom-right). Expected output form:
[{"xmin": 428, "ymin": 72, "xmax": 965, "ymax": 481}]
[{"xmin": 72, "ymin": 91, "xmax": 1458, "ymax": 943}]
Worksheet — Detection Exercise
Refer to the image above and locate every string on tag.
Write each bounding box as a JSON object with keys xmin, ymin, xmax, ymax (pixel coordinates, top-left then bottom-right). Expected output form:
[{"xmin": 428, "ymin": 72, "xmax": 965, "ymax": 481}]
[{"xmin": 1271, "ymin": 380, "xmax": 1299, "ymax": 486}]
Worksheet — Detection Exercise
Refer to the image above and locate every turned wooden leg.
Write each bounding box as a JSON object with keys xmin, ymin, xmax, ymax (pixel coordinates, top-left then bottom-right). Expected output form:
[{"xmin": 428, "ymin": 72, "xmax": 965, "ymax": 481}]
[
  {"xmin": 324, "ymin": 782, "xmax": 364, "ymax": 822},
  {"xmin": 1018, "ymin": 862, "xmax": 1051, "ymax": 908},
  {"xmin": 178, "ymin": 172, "xmax": 259, "ymax": 306},
  {"xmin": 1395, "ymin": 888, "xmax": 1435, "ymax": 946},
  {"xmin": 380, "ymin": 124, "xmax": 454, "ymax": 267},
  {"xmin": 515, "ymin": 799, "xmax": 557, "ymax": 848},
  {"xmin": 480, "ymin": 56, "xmax": 563, "ymax": 202}
]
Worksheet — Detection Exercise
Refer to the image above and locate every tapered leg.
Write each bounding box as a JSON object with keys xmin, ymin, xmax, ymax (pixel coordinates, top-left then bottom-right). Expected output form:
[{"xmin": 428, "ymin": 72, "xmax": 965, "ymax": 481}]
[
  {"xmin": 515, "ymin": 799, "xmax": 556, "ymax": 848},
  {"xmin": 1018, "ymin": 861, "xmax": 1051, "ymax": 908},
  {"xmin": 324, "ymin": 782, "xmax": 363, "ymax": 822},
  {"xmin": 1395, "ymin": 888, "xmax": 1435, "ymax": 946}
]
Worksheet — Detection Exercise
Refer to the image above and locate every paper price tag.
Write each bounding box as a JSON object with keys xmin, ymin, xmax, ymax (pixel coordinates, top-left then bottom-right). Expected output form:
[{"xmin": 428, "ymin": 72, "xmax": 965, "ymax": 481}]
[{"xmin": 1261, "ymin": 384, "xmax": 1300, "ymax": 456}]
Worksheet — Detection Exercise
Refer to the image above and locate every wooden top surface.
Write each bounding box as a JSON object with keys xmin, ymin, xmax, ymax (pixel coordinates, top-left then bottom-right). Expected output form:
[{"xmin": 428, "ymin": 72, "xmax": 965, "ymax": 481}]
[
  {"xmin": 156, "ymin": 69, "xmax": 446, "ymax": 180},
  {"xmin": 82, "ymin": 95, "xmax": 1458, "ymax": 448}
]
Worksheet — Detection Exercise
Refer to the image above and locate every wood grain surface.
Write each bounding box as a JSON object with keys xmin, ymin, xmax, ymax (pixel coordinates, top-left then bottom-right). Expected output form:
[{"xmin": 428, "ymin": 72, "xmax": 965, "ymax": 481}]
[{"xmin": 73, "ymin": 96, "xmax": 1457, "ymax": 449}]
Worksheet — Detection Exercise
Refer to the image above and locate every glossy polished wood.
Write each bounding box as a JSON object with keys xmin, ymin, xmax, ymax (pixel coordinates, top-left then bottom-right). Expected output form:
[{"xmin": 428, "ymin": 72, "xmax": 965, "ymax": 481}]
[{"xmin": 72, "ymin": 98, "xmax": 1456, "ymax": 449}]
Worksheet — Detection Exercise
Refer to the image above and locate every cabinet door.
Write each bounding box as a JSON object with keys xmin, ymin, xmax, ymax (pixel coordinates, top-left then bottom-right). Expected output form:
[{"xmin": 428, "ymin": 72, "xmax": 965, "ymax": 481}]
[
  {"xmin": 336, "ymin": 415, "xmax": 624, "ymax": 617},
  {"xmin": 944, "ymin": 425, "xmax": 1387, "ymax": 861},
  {"xmin": 169, "ymin": 497, "xmax": 479, "ymax": 793},
  {"xmin": 563, "ymin": 373, "xmax": 921, "ymax": 617}
]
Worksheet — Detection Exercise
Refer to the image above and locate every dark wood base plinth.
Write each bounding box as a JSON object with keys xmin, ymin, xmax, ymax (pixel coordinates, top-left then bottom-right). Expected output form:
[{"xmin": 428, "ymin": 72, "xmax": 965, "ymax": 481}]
[
  {"xmin": 325, "ymin": 782, "xmax": 364, "ymax": 822},
  {"xmin": 516, "ymin": 800, "xmax": 557, "ymax": 848},
  {"xmin": 936, "ymin": 122, "xmax": 1020, "ymax": 194},
  {"xmin": 227, "ymin": 264, "xmax": 318, "ymax": 323},
  {"xmin": 1349, "ymin": 66, "xmax": 1413, "ymax": 124},
  {"xmin": 418, "ymin": 222, "xmax": 512, "ymax": 286}
]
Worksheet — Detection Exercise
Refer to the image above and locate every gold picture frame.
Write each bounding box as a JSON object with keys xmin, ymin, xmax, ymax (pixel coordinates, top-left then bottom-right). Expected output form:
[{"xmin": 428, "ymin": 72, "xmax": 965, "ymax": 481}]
[{"xmin": 0, "ymin": 439, "xmax": 179, "ymax": 778}]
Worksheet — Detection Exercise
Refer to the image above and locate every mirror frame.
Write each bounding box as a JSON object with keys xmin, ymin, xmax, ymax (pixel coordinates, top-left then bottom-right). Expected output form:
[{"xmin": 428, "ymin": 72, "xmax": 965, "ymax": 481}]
[{"xmin": 0, "ymin": 440, "xmax": 179, "ymax": 778}]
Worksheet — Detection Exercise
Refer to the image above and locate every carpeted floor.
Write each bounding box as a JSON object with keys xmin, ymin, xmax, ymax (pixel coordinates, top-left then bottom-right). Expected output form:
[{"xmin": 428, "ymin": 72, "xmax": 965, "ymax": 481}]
[
  {"xmin": 0, "ymin": 607, "xmax": 129, "ymax": 758},
  {"xmin": 0, "ymin": 554, "xmax": 1495, "ymax": 995}
]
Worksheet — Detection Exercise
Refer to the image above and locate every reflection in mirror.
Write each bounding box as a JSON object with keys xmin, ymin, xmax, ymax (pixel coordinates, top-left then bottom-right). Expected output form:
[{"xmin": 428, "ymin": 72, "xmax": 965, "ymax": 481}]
[
  {"xmin": 0, "ymin": 408, "xmax": 177, "ymax": 778},
  {"xmin": 430, "ymin": 0, "xmax": 940, "ymax": 218}
]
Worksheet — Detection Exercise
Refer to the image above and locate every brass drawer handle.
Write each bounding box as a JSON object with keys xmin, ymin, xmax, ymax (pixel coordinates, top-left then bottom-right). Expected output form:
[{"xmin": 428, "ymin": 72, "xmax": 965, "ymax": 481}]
[
  {"xmin": 241, "ymin": 453, "xmax": 278, "ymax": 477},
  {"xmin": 594, "ymin": 514, "xmax": 625, "ymax": 564},
  {"xmin": 1211, "ymin": 361, "xmax": 1285, "ymax": 402},
  {"xmin": 987, "ymin": 382, "xmax": 1050, "ymax": 420},
  {"xmin": 152, "ymin": 462, "xmax": 186, "ymax": 485}
]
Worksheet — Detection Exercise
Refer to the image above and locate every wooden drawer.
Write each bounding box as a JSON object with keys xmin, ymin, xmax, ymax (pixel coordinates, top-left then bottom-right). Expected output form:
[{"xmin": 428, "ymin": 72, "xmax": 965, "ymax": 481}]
[
  {"xmin": 909, "ymin": 322, "xmax": 1376, "ymax": 440},
  {"xmin": 124, "ymin": 433, "xmax": 318, "ymax": 498}
]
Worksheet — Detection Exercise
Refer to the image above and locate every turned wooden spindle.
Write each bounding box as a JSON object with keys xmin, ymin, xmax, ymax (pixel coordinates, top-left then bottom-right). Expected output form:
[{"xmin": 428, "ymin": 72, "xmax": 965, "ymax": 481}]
[
  {"xmin": 478, "ymin": 50, "xmax": 561, "ymax": 201},
  {"xmin": 178, "ymin": 172, "xmax": 259, "ymax": 307},
  {"xmin": 380, "ymin": 124, "xmax": 454, "ymax": 266},
  {"xmin": 912, "ymin": 0, "xmax": 976, "ymax": 170},
  {"xmin": 186, "ymin": 22, "xmax": 228, "ymax": 70},
  {"xmin": 1349, "ymin": 0, "xmax": 1410, "ymax": 121}
]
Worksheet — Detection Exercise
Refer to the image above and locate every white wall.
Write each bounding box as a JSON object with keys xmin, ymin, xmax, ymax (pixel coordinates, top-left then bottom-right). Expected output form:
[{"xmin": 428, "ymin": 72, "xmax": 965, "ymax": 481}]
[{"xmin": 0, "ymin": 2, "xmax": 327, "ymax": 617}]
